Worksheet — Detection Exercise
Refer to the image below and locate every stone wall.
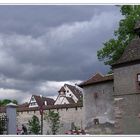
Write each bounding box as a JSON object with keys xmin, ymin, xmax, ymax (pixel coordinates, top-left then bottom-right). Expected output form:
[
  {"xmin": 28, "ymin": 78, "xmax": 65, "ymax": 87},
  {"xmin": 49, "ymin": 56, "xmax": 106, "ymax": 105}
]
[
  {"xmin": 114, "ymin": 94, "xmax": 140, "ymax": 134},
  {"xmin": 113, "ymin": 63, "xmax": 140, "ymax": 134},
  {"xmin": 17, "ymin": 106, "xmax": 83, "ymax": 135},
  {"xmin": 113, "ymin": 64, "xmax": 140, "ymax": 96},
  {"xmin": 83, "ymin": 81, "xmax": 115, "ymax": 134}
]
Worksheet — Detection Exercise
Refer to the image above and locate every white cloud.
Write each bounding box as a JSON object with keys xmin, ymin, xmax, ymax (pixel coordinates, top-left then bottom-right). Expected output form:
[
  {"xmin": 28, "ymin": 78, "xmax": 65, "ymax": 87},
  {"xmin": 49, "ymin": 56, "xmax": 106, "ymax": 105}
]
[
  {"xmin": 45, "ymin": 11, "xmax": 121, "ymax": 44},
  {"xmin": 0, "ymin": 88, "xmax": 31, "ymax": 103}
]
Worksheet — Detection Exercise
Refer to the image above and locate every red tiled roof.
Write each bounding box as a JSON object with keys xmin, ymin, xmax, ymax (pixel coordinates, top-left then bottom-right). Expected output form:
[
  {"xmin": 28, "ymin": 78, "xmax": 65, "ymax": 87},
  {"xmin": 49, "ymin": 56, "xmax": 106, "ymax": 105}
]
[
  {"xmin": 78, "ymin": 73, "xmax": 113, "ymax": 88},
  {"xmin": 31, "ymin": 95, "xmax": 55, "ymax": 107},
  {"xmin": 33, "ymin": 95, "xmax": 44, "ymax": 107},
  {"xmin": 42, "ymin": 97, "xmax": 55, "ymax": 105}
]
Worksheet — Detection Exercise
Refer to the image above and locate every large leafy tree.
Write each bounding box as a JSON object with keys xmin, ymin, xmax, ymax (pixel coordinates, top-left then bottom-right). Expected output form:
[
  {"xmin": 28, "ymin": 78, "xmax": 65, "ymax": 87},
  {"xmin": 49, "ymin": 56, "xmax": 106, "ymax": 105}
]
[{"xmin": 97, "ymin": 5, "xmax": 140, "ymax": 65}]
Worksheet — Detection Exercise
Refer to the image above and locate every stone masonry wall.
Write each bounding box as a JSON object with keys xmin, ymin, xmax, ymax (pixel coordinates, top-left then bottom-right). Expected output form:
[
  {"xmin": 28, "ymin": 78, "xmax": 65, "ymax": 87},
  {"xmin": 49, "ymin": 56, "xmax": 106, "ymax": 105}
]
[
  {"xmin": 17, "ymin": 106, "xmax": 83, "ymax": 135},
  {"xmin": 113, "ymin": 64, "xmax": 140, "ymax": 96},
  {"xmin": 113, "ymin": 63, "xmax": 140, "ymax": 134},
  {"xmin": 83, "ymin": 81, "xmax": 115, "ymax": 134},
  {"xmin": 114, "ymin": 94, "xmax": 140, "ymax": 134}
]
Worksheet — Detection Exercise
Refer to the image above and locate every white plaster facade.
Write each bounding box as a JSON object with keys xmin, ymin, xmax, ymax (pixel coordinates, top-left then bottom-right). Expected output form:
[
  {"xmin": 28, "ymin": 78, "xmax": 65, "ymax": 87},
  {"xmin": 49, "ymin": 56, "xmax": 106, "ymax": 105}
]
[{"xmin": 55, "ymin": 84, "xmax": 82, "ymax": 105}]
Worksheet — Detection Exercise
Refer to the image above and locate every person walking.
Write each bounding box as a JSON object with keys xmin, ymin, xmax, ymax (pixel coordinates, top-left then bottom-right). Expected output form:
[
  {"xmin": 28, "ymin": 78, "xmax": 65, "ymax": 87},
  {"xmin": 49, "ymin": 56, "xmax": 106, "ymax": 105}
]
[{"xmin": 22, "ymin": 124, "xmax": 28, "ymax": 135}]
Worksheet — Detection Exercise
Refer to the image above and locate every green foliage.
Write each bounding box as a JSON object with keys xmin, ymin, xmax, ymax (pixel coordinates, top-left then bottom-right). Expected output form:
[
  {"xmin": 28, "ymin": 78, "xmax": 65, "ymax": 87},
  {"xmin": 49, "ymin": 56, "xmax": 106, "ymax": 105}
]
[
  {"xmin": 28, "ymin": 115, "xmax": 41, "ymax": 134},
  {"xmin": 44, "ymin": 110, "xmax": 61, "ymax": 135},
  {"xmin": 0, "ymin": 119, "xmax": 4, "ymax": 135},
  {"xmin": 97, "ymin": 5, "xmax": 140, "ymax": 65},
  {"xmin": 0, "ymin": 99, "xmax": 18, "ymax": 106},
  {"xmin": 12, "ymin": 99, "xmax": 18, "ymax": 105}
]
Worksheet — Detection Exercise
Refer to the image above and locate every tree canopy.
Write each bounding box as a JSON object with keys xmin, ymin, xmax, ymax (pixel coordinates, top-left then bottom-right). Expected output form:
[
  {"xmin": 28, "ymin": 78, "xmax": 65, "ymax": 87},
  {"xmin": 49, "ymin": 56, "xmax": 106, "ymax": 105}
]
[
  {"xmin": 97, "ymin": 5, "xmax": 140, "ymax": 65},
  {"xmin": 0, "ymin": 99, "xmax": 18, "ymax": 106}
]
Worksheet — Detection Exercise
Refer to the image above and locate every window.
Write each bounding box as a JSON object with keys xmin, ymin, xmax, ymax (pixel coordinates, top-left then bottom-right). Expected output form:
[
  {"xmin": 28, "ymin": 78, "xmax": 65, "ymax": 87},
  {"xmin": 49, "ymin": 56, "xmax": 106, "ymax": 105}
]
[
  {"xmin": 137, "ymin": 74, "xmax": 140, "ymax": 82},
  {"xmin": 136, "ymin": 73, "xmax": 140, "ymax": 90},
  {"xmin": 31, "ymin": 97, "xmax": 35, "ymax": 101},
  {"xmin": 94, "ymin": 118, "xmax": 99, "ymax": 125}
]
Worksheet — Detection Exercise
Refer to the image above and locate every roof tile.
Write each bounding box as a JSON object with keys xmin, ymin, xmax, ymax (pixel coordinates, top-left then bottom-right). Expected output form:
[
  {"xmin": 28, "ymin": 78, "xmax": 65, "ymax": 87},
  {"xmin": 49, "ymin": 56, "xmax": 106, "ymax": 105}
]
[
  {"xmin": 112, "ymin": 37, "xmax": 140, "ymax": 67},
  {"xmin": 78, "ymin": 73, "xmax": 113, "ymax": 87}
]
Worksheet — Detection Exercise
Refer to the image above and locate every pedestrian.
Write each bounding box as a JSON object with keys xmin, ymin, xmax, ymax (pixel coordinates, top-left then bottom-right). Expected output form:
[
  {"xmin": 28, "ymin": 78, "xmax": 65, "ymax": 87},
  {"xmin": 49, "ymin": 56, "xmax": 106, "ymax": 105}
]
[{"xmin": 22, "ymin": 124, "xmax": 28, "ymax": 135}]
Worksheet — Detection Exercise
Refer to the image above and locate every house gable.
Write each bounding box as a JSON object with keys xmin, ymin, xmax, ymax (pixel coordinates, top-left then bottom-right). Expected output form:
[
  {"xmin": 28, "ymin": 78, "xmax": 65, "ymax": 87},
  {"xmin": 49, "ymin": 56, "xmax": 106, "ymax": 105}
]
[
  {"xmin": 29, "ymin": 95, "xmax": 38, "ymax": 108},
  {"xmin": 55, "ymin": 84, "xmax": 83, "ymax": 105},
  {"xmin": 29, "ymin": 95, "xmax": 55, "ymax": 108}
]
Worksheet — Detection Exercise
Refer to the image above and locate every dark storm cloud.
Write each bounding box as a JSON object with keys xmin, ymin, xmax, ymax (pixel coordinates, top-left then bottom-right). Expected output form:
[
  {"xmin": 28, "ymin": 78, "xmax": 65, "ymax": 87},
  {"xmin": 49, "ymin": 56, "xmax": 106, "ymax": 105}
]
[
  {"xmin": 0, "ymin": 5, "xmax": 120, "ymax": 36},
  {"xmin": 0, "ymin": 5, "xmax": 122, "ymax": 103}
]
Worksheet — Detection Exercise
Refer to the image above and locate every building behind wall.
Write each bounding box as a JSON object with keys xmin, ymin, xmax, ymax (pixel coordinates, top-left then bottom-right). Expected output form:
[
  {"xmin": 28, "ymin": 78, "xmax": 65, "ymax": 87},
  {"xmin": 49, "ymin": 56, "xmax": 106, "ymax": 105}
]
[
  {"xmin": 0, "ymin": 84, "xmax": 83, "ymax": 135},
  {"xmin": 55, "ymin": 84, "xmax": 83, "ymax": 105}
]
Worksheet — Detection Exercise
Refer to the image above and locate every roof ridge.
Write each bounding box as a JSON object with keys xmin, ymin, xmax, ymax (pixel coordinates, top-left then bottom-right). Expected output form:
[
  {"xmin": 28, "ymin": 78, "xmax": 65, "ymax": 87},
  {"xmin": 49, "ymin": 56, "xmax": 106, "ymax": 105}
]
[
  {"xmin": 82, "ymin": 72, "xmax": 103, "ymax": 83},
  {"xmin": 104, "ymin": 73, "xmax": 114, "ymax": 77}
]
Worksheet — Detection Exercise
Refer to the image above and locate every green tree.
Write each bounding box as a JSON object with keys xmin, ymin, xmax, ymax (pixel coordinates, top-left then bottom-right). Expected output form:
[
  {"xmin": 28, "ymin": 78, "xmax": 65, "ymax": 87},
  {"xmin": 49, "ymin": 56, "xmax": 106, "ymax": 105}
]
[
  {"xmin": 12, "ymin": 99, "xmax": 18, "ymax": 105},
  {"xmin": 97, "ymin": 5, "xmax": 140, "ymax": 65},
  {"xmin": 0, "ymin": 99, "xmax": 12, "ymax": 106},
  {"xmin": 0, "ymin": 99, "xmax": 18, "ymax": 106},
  {"xmin": 0, "ymin": 119, "xmax": 4, "ymax": 135},
  {"xmin": 28, "ymin": 115, "xmax": 41, "ymax": 134},
  {"xmin": 44, "ymin": 111, "xmax": 61, "ymax": 135}
]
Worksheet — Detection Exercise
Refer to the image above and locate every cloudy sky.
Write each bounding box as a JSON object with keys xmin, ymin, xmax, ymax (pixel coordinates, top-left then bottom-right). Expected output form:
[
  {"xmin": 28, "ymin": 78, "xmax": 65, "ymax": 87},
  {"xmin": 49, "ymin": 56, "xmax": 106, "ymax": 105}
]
[{"xmin": 0, "ymin": 5, "xmax": 122, "ymax": 103}]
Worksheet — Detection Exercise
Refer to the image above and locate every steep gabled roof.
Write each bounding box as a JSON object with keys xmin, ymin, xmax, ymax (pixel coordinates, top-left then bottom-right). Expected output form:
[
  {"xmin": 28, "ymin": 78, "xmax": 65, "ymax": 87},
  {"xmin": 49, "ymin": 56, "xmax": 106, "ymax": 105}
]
[
  {"xmin": 31, "ymin": 95, "xmax": 55, "ymax": 107},
  {"xmin": 58, "ymin": 86, "xmax": 66, "ymax": 93},
  {"xmin": 112, "ymin": 37, "xmax": 140, "ymax": 68},
  {"xmin": 78, "ymin": 73, "xmax": 113, "ymax": 88},
  {"xmin": 33, "ymin": 95, "xmax": 44, "ymax": 107},
  {"xmin": 42, "ymin": 97, "xmax": 55, "ymax": 105},
  {"xmin": 66, "ymin": 97, "xmax": 75, "ymax": 104},
  {"xmin": 64, "ymin": 84, "xmax": 83, "ymax": 100}
]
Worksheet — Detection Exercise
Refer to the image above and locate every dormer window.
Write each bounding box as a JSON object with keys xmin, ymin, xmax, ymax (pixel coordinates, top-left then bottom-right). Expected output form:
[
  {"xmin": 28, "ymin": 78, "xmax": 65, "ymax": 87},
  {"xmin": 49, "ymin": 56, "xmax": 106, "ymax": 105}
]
[{"xmin": 31, "ymin": 97, "xmax": 35, "ymax": 101}]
